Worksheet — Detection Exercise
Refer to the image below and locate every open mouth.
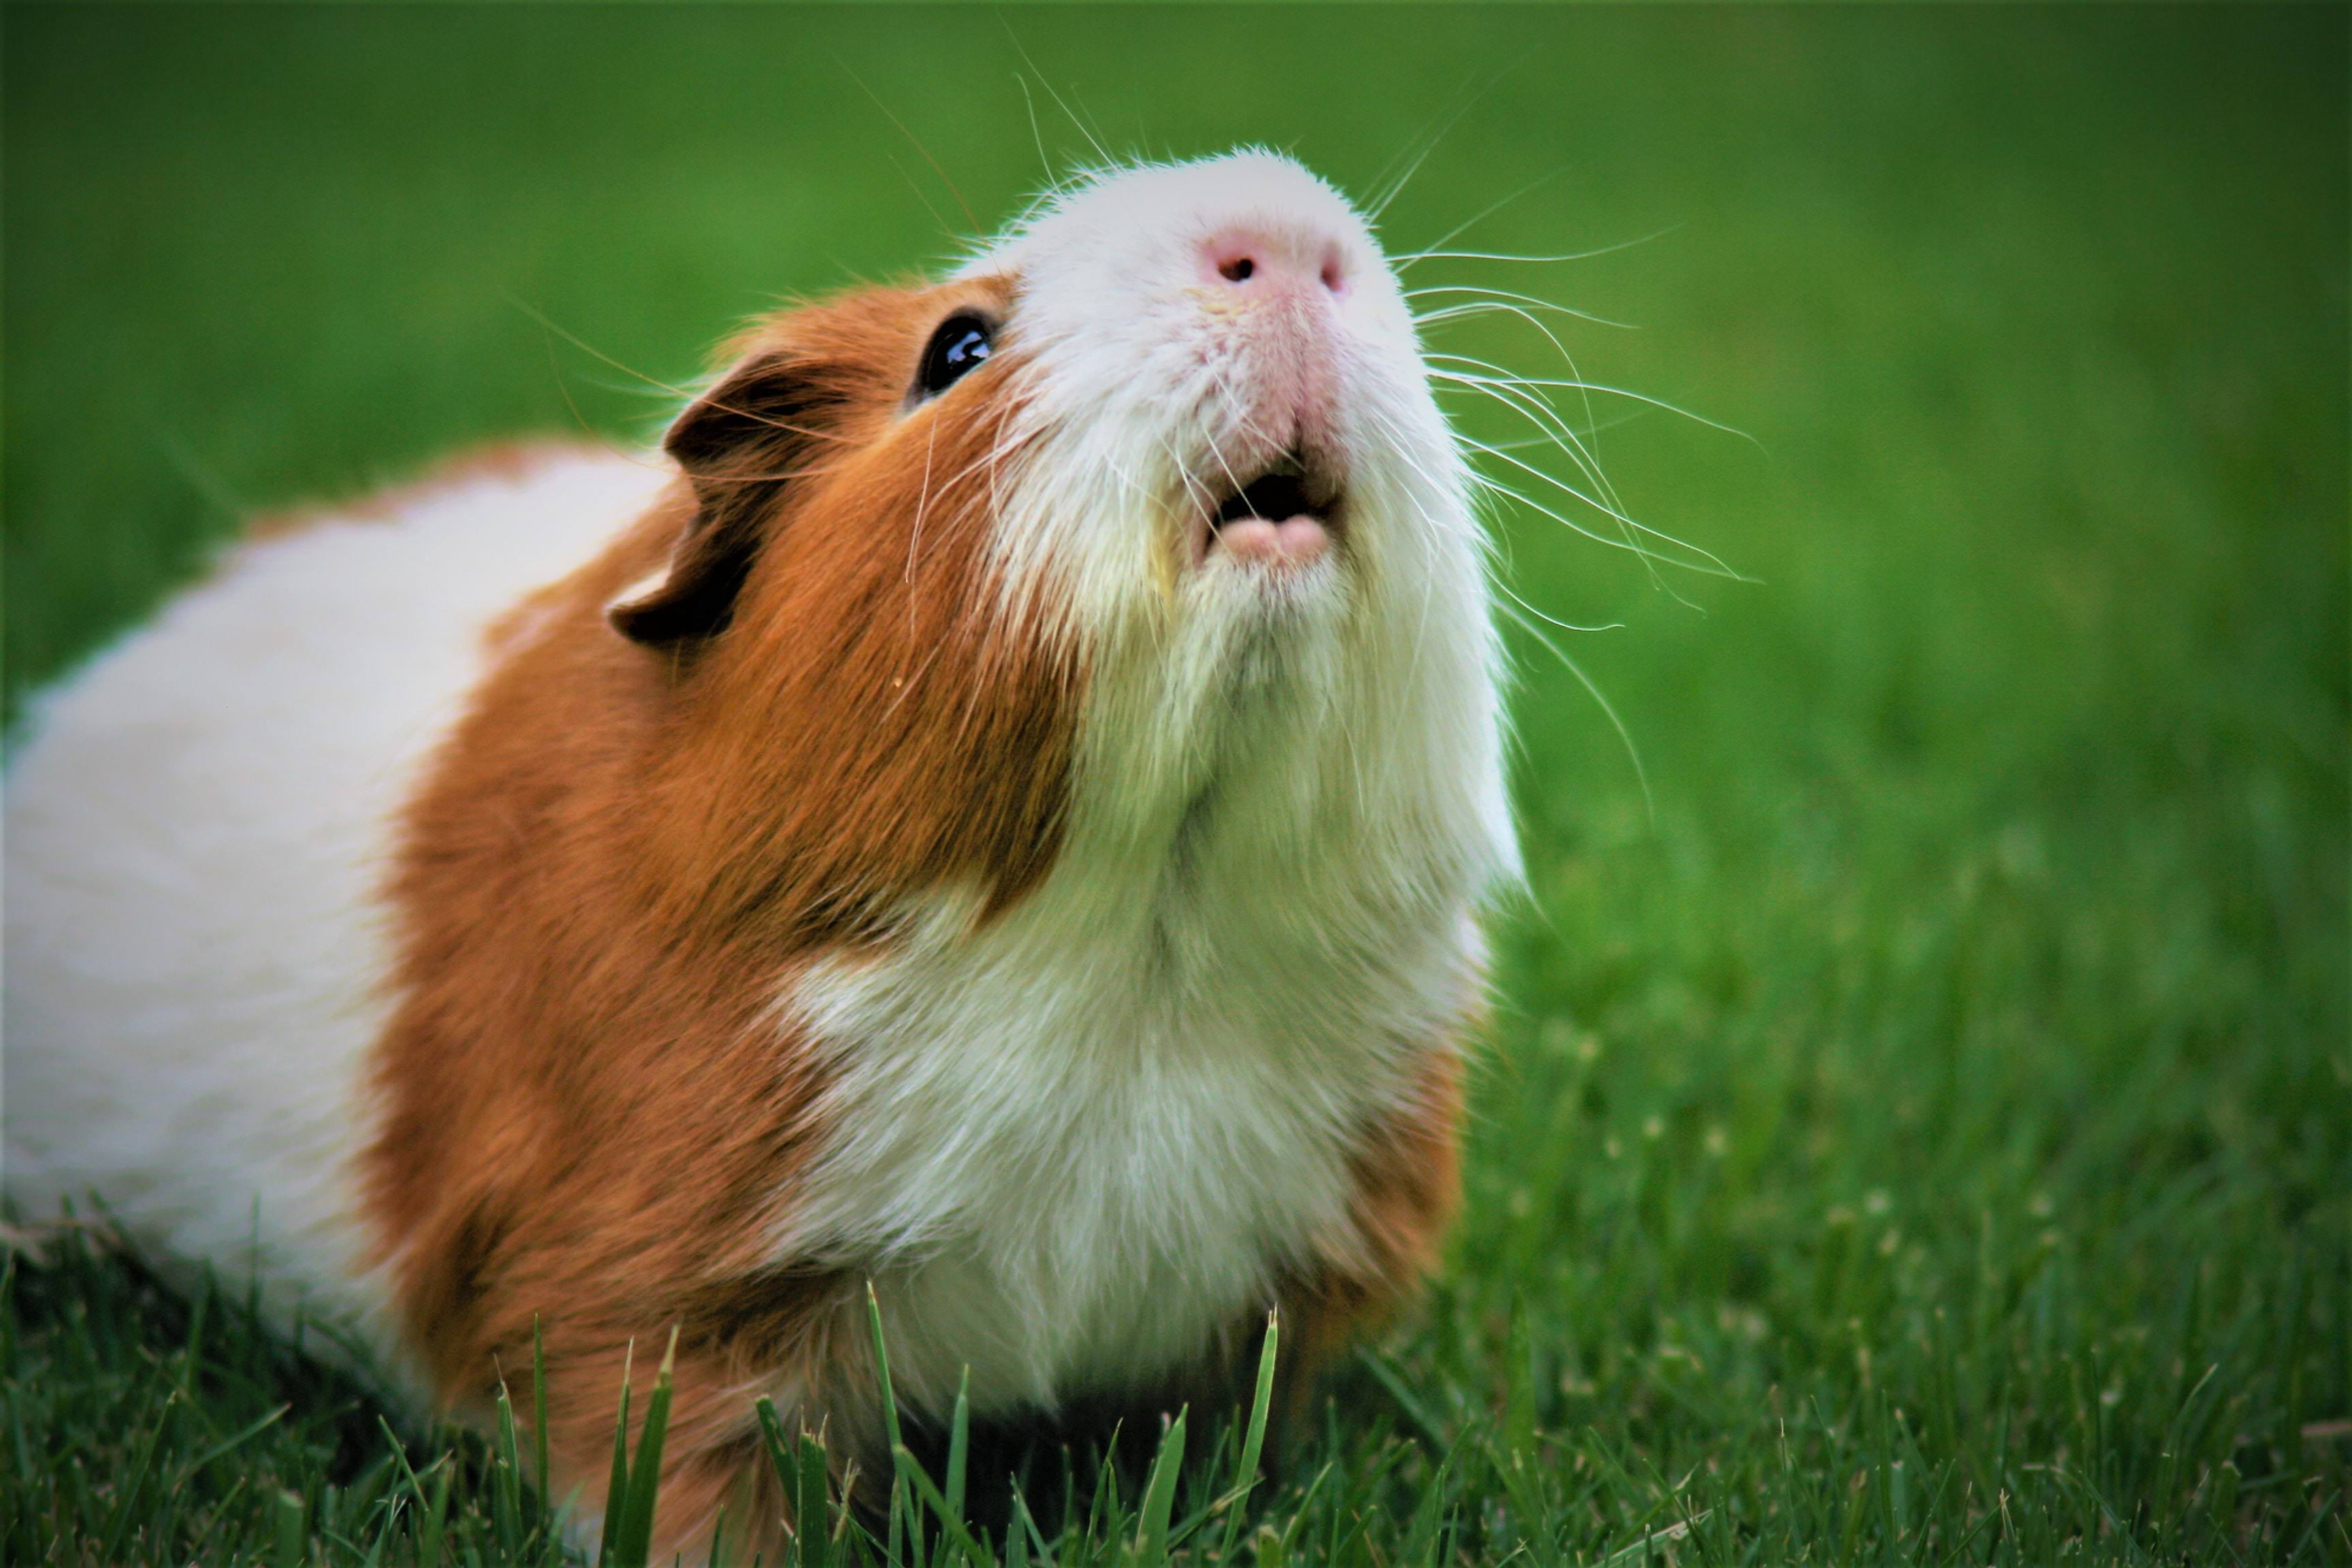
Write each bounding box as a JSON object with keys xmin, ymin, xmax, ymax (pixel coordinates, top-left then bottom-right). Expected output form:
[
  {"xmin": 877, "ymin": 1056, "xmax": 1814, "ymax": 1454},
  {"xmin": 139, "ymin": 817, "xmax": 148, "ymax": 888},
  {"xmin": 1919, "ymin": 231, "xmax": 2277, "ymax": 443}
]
[{"xmin": 1203, "ymin": 452, "xmax": 1341, "ymax": 568}]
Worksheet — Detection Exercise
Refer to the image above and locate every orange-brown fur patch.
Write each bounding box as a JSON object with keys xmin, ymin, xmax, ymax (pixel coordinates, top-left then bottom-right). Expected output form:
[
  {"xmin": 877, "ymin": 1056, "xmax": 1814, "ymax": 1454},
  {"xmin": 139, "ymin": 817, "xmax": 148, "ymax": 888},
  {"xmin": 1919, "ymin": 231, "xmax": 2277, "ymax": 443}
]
[
  {"xmin": 1274, "ymin": 1048, "xmax": 1467, "ymax": 1420},
  {"xmin": 362, "ymin": 276, "xmax": 1080, "ymax": 1556}
]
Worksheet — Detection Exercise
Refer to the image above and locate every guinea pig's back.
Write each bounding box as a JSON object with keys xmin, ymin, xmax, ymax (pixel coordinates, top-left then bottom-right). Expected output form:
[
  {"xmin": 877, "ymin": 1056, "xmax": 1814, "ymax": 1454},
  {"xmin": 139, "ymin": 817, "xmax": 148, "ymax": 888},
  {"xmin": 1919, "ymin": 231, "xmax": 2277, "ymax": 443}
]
[{"xmin": 3, "ymin": 445, "xmax": 661, "ymax": 1353}]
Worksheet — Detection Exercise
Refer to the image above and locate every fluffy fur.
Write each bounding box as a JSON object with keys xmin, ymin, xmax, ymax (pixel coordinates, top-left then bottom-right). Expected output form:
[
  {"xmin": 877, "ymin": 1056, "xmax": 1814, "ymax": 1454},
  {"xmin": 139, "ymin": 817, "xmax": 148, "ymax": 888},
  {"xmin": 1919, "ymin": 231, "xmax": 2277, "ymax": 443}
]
[
  {"xmin": 4, "ymin": 150, "xmax": 1516, "ymax": 1559},
  {"xmin": 4, "ymin": 449, "xmax": 666, "ymax": 1386}
]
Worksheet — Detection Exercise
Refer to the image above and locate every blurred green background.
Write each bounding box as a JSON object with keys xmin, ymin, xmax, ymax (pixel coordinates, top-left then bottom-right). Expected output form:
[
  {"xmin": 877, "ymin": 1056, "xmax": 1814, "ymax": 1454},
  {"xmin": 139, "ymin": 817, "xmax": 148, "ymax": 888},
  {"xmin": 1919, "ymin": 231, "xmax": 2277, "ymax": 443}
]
[{"xmin": 5, "ymin": 5, "xmax": 2347, "ymax": 1561}]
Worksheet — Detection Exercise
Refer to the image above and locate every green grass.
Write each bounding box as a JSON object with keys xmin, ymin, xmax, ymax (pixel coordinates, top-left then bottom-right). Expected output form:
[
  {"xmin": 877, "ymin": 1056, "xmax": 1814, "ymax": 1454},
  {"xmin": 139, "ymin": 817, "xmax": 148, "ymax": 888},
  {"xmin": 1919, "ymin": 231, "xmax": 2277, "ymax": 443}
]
[{"xmin": 5, "ymin": 5, "xmax": 2347, "ymax": 1563}]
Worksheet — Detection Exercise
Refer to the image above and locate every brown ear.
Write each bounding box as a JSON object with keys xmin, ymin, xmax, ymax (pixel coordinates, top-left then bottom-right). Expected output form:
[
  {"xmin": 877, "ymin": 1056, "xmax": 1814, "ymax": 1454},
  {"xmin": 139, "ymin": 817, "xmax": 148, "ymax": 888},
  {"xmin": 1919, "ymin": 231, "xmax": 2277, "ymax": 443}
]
[{"xmin": 609, "ymin": 353, "xmax": 843, "ymax": 647}]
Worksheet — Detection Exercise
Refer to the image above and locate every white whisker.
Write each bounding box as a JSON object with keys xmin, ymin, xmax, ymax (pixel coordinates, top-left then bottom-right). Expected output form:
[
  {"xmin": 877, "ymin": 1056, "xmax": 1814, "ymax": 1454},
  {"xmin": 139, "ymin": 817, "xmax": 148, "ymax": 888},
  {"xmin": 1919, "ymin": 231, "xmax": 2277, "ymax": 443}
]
[
  {"xmin": 1420, "ymin": 329, "xmax": 1616, "ymax": 512},
  {"xmin": 1460, "ymin": 465, "xmax": 1678, "ymax": 569},
  {"xmin": 1494, "ymin": 597, "xmax": 1654, "ymax": 822},
  {"xmin": 1392, "ymin": 225, "xmax": 1686, "ymax": 267},
  {"xmin": 1407, "ymin": 285, "xmax": 1636, "ymax": 331},
  {"xmin": 1434, "ymin": 367, "xmax": 1630, "ymax": 522},
  {"xmin": 1480, "ymin": 414, "xmax": 1646, "ymax": 449},
  {"xmin": 1393, "ymin": 171, "xmax": 1565, "ymax": 275},
  {"xmin": 1429, "ymin": 355, "xmax": 1764, "ymax": 451}
]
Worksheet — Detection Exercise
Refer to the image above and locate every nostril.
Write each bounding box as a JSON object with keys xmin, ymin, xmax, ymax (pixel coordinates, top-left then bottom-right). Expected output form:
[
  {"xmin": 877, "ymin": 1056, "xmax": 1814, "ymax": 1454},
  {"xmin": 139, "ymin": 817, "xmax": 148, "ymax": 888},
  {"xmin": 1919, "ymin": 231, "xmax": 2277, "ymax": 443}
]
[{"xmin": 1200, "ymin": 233, "xmax": 1340, "ymax": 291}]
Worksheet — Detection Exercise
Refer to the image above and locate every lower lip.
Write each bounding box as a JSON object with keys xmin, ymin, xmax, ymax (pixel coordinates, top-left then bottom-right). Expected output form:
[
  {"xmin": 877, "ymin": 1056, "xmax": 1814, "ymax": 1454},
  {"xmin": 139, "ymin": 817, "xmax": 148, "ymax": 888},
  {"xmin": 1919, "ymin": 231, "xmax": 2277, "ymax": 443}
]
[{"xmin": 1211, "ymin": 514, "xmax": 1330, "ymax": 567}]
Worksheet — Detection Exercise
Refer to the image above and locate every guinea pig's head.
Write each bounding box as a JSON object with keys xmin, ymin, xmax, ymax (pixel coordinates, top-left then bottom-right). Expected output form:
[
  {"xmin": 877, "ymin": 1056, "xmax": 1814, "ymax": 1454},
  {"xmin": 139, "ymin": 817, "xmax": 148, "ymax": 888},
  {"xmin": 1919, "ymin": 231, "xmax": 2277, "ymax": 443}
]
[{"xmin": 619, "ymin": 150, "xmax": 1513, "ymax": 934}]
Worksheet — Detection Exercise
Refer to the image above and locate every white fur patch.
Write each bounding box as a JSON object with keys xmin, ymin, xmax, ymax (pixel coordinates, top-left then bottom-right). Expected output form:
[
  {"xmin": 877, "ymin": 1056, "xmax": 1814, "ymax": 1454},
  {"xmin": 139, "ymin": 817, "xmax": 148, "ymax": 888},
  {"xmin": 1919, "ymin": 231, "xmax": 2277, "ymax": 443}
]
[
  {"xmin": 787, "ymin": 152, "xmax": 1518, "ymax": 1418},
  {"xmin": 3, "ymin": 450, "xmax": 666, "ymax": 1385}
]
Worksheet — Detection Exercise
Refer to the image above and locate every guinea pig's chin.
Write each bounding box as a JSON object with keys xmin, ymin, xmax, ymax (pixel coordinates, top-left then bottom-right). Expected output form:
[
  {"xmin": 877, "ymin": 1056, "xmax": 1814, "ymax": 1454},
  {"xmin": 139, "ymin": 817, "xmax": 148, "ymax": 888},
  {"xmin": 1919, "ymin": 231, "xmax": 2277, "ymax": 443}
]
[{"xmin": 1187, "ymin": 537, "xmax": 1345, "ymax": 616}]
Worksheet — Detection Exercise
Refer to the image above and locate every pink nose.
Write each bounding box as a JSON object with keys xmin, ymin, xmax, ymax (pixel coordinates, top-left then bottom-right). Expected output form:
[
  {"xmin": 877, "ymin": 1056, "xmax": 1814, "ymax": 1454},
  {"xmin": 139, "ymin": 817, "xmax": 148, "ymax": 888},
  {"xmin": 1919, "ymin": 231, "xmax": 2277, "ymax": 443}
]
[{"xmin": 1200, "ymin": 227, "xmax": 1349, "ymax": 297}]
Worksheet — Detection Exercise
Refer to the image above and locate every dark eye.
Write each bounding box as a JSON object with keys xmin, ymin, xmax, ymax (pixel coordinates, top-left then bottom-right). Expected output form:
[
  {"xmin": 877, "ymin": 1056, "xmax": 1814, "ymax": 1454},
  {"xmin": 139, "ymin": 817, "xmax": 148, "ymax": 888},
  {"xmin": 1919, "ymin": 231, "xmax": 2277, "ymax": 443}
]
[{"xmin": 916, "ymin": 314, "xmax": 993, "ymax": 399}]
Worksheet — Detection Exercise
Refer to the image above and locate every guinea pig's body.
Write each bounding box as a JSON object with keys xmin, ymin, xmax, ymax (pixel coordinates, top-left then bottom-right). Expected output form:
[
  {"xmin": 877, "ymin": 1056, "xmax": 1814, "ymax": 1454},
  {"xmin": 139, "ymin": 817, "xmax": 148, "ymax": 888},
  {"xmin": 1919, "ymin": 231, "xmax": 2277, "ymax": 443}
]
[{"xmin": 5, "ymin": 152, "xmax": 1515, "ymax": 1556}]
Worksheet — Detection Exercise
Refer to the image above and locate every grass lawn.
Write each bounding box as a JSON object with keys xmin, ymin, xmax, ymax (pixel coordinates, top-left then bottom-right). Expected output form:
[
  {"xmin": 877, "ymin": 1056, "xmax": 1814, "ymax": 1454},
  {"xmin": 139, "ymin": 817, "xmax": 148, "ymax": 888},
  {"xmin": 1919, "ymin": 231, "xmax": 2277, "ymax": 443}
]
[{"xmin": 4, "ymin": 5, "xmax": 2346, "ymax": 1563}]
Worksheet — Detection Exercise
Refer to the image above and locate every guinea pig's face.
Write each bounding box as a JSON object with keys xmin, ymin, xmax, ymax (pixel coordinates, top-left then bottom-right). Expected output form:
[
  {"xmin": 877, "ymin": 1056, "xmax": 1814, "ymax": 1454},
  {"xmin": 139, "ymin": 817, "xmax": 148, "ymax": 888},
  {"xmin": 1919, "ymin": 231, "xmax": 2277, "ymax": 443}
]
[
  {"xmin": 620, "ymin": 150, "xmax": 1501, "ymax": 885},
  {"xmin": 965, "ymin": 151, "xmax": 1493, "ymax": 842},
  {"xmin": 970, "ymin": 151, "xmax": 1459, "ymax": 625}
]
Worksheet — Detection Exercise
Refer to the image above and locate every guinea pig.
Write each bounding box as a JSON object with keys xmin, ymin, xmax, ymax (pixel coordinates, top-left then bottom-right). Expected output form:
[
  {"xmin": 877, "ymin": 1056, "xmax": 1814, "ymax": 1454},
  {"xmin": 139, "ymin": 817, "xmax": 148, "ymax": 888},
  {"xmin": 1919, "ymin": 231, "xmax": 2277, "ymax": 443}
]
[{"xmin": 4, "ymin": 149, "xmax": 1518, "ymax": 1558}]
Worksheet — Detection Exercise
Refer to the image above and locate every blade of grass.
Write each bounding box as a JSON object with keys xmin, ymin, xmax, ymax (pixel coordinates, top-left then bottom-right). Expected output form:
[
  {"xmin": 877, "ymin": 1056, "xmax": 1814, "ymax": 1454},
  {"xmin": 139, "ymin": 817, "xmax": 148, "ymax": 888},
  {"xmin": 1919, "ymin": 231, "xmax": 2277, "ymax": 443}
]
[
  {"xmin": 98, "ymin": 1386, "xmax": 178, "ymax": 1562},
  {"xmin": 374, "ymin": 1414, "xmax": 457, "ymax": 1565},
  {"xmin": 534, "ymin": 1318, "xmax": 553, "ymax": 1538},
  {"xmin": 493, "ymin": 1372, "xmax": 525, "ymax": 1556},
  {"xmin": 945, "ymin": 1366, "xmax": 970, "ymax": 1529},
  {"xmin": 1592, "ymin": 1511, "xmax": 1710, "ymax": 1567},
  {"xmin": 1130, "ymin": 1407, "xmax": 1186, "ymax": 1566},
  {"xmin": 172, "ymin": 1402, "xmax": 290, "ymax": 1488},
  {"xmin": 1013, "ymin": 1488, "xmax": 1058, "ymax": 1568},
  {"xmin": 756, "ymin": 1397, "xmax": 834, "ymax": 1568},
  {"xmin": 865, "ymin": 1282, "xmax": 909, "ymax": 1566},
  {"xmin": 797, "ymin": 1431, "xmax": 834, "ymax": 1568},
  {"xmin": 1399, "ymin": 1451, "xmax": 1454, "ymax": 1568},
  {"xmin": 1260, "ymin": 1462, "xmax": 1335, "ymax": 1568},
  {"xmin": 609, "ymin": 1325, "xmax": 680, "ymax": 1568},
  {"xmin": 178, "ymin": 1269, "xmax": 210, "ymax": 1396},
  {"xmin": 599, "ymin": 1341, "xmax": 636, "ymax": 1568},
  {"xmin": 273, "ymin": 1488, "xmax": 306, "ymax": 1568},
  {"xmin": 891, "ymin": 1443, "xmax": 990, "ymax": 1567},
  {"xmin": 1217, "ymin": 1313, "xmax": 1279, "ymax": 1558},
  {"xmin": 429, "ymin": 1458, "xmax": 453, "ymax": 1568},
  {"xmin": 1357, "ymin": 1348, "xmax": 1452, "ymax": 1452},
  {"xmin": 375, "ymin": 1417, "xmax": 429, "ymax": 1507}
]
